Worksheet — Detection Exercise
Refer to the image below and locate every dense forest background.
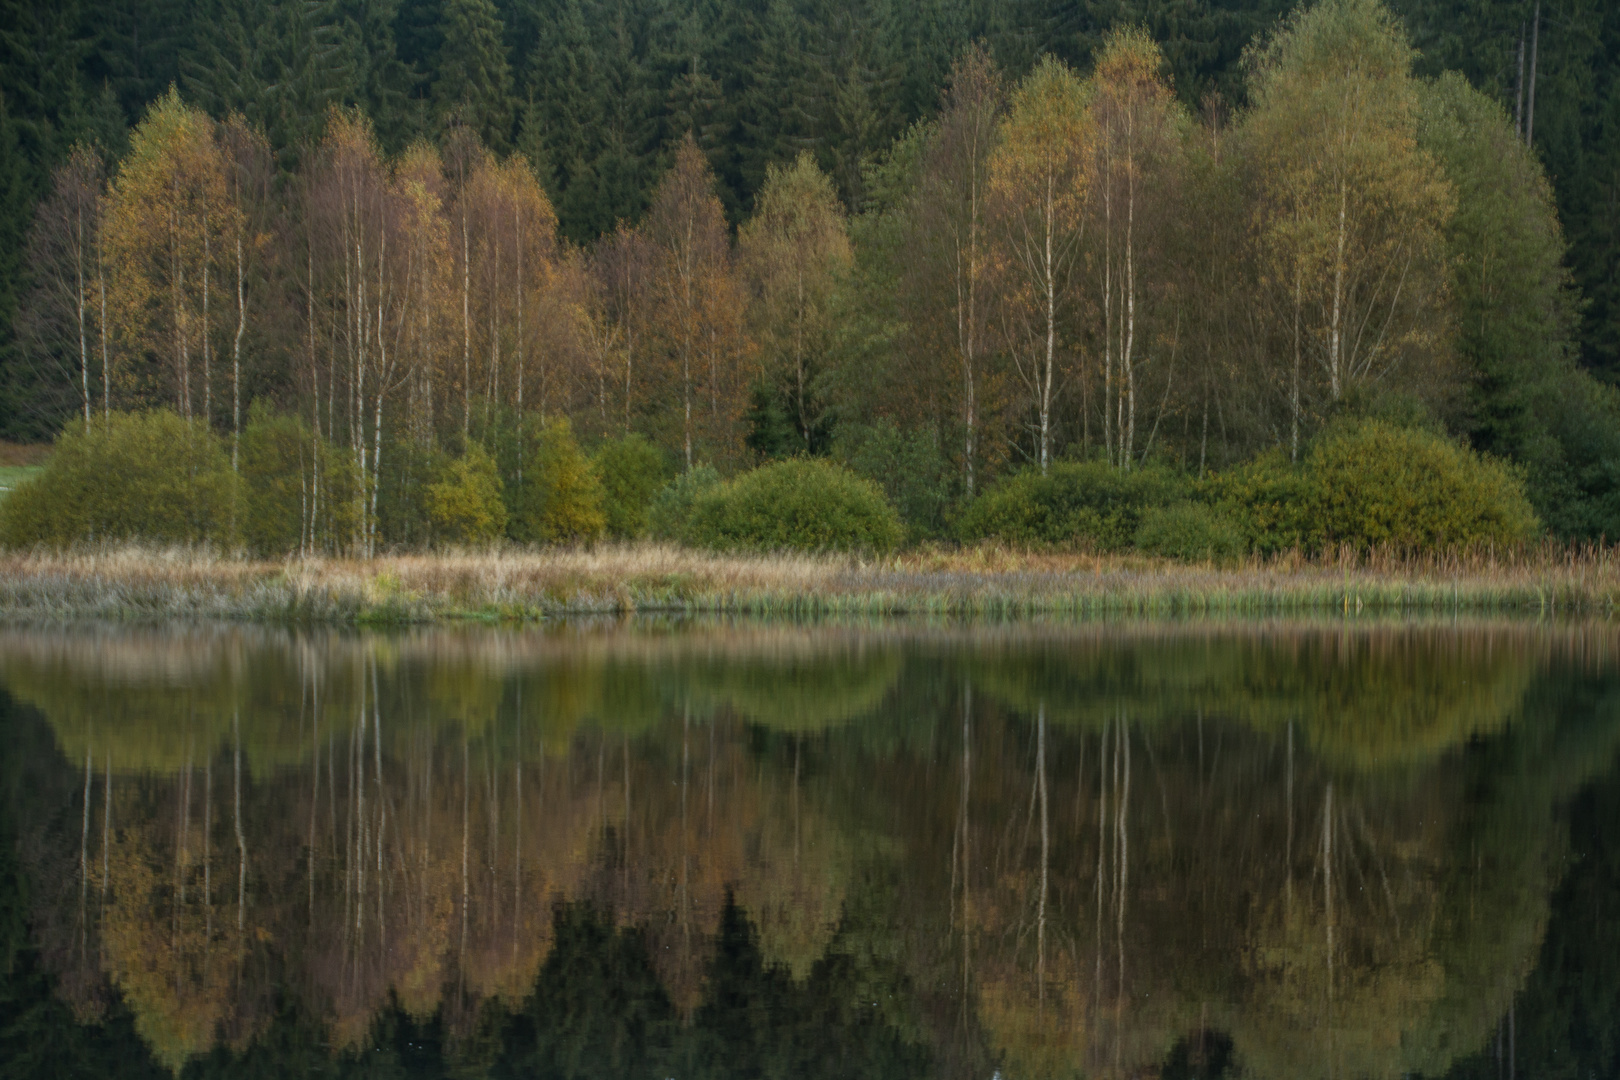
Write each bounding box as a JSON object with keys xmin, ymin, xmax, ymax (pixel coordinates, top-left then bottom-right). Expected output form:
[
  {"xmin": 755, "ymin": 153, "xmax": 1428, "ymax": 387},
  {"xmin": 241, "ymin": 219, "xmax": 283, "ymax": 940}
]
[
  {"xmin": 1, "ymin": 0, "xmax": 1614, "ymax": 369},
  {"xmin": 0, "ymin": 0, "xmax": 1617, "ymax": 547}
]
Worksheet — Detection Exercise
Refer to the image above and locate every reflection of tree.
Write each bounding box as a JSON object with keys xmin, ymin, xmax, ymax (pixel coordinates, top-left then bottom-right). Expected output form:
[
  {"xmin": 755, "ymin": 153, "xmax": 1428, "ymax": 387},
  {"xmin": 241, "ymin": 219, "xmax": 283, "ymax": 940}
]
[{"xmin": 6, "ymin": 622, "xmax": 1620, "ymax": 1078}]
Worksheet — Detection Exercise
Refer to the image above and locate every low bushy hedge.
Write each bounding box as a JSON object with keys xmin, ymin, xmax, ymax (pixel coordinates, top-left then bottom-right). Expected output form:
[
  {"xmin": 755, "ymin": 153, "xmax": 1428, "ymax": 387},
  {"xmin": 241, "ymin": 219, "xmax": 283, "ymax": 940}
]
[
  {"xmin": 594, "ymin": 434, "xmax": 672, "ymax": 539},
  {"xmin": 0, "ymin": 411, "xmax": 238, "ymax": 548},
  {"xmin": 1309, "ymin": 420, "xmax": 1539, "ymax": 549},
  {"xmin": 1133, "ymin": 502, "xmax": 1246, "ymax": 562},
  {"xmin": 685, "ymin": 458, "xmax": 903, "ymax": 553},
  {"xmin": 1215, "ymin": 421, "xmax": 1539, "ymax": 553},
  {"xmin": 957, "ymin": 461, "xmax": 1190, "ymax": 550}
]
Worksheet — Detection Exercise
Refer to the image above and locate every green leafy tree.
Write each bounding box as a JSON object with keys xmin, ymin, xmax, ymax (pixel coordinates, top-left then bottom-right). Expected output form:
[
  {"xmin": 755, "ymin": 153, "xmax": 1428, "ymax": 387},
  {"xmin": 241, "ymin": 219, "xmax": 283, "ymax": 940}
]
[
  {"xmin": 426, "ymin": 442, "xmax": 507, "ymax": 543},
  {"xmin": 509, "ymin": 417, "xmax": 606, "ymax": 543},
  {"xmin": 593, "ymin": 433, "xmax": 671, "ymax": 539}
]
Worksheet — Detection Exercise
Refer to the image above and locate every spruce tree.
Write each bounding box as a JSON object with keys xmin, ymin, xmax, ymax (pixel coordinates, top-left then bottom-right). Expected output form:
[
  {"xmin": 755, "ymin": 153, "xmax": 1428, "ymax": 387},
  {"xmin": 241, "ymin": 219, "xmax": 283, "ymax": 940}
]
[{"xmin": 432, "ymin": 0, "xmax": 514, "ymax": 149}]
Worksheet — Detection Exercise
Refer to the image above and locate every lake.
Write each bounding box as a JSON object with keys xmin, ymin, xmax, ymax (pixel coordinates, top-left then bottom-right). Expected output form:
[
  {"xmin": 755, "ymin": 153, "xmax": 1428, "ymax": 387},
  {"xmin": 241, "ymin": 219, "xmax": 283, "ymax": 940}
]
[{"xmin": 2, "ymin": 619, "xmax": 1617, "ymax": 1078}]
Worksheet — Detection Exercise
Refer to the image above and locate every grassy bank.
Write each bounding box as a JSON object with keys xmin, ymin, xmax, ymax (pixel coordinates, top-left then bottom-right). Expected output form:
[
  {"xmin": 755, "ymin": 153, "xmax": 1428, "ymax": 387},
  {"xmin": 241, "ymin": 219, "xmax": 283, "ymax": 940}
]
[{"xmin": 1, "ymin": 542, "xmax": 1618, "ymax": 623}]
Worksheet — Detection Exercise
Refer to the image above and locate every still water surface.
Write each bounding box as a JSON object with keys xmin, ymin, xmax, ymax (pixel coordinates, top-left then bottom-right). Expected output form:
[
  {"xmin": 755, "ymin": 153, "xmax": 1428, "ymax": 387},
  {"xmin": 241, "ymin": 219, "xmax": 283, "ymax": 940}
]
[{"xmin": 2, "ymin": 619, "xmax": 1618, "ymax": 1079}]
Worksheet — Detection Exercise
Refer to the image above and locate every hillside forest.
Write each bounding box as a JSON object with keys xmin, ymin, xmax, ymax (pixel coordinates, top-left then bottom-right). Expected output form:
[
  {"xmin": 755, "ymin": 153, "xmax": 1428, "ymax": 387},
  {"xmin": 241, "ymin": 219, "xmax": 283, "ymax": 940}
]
[{"xmin": 3, "ymin": 0, "xmax": 1619, "ymax": 549}]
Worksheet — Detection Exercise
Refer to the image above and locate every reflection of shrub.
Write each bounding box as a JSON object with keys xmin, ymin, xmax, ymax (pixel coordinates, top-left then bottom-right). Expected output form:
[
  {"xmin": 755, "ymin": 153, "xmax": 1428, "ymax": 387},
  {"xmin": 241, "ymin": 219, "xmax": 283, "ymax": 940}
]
[
  {"xmin": 687, "ymin": 458, "xmax": 903, "ymax": 553},
  {"xmin": 958, "ymin": 462, "xmax": 1189, "ymax": 549},
  {"xmin": 594, "ymin": 434, "xmax": 671, "ymax": 539},
  {"xmin": 0, "ymin": 411, "xmax": 237, "ymax": 548},
  {"xmin": 1309, "ymin": 420, "xmax": 1539, "ymax": 549},
  {"xmin": 427, "ymin": 445, "xmax": 507, "ymax": 544},
  {"xmin": 648, "ymin": 465, "xmax": 721, "ymax": 541},
  {"xmin": 1134, "ymin": 503, "xmax": 1245, "ymax": 562},
  {"xmin": 509, "ymin": 419, "xmax": 605, "ymax": 543}
]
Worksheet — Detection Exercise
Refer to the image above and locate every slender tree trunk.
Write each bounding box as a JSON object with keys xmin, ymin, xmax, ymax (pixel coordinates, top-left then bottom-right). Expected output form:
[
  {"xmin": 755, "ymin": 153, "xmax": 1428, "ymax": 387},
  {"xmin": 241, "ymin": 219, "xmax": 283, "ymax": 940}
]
[
  {"xmin": 1515, "ymin": 26, "xmax": 1526, "ymax": 139},
  {"xmin": 98, "ymin": 233, "xmax": 109, "ymax": 422},
  {"xmin": 1123, "ymin": 154, "xmax": 1137, "ymax": 471},
  {"xmin": 76, "ymin": 200, "xmax": 89, "ymax": 426},
  {"xmin": 1040, "ymin": 180, "xmax": 1055, "ymax": 474},
  {"xmin": 462, "ymin": 201, "xmax": 472, "ymax": 441},
  {"xmin": 1328, "ymin": 179, "xmax": 1346, "ymax": 400},
  {"xmin": 1291, "ymin": 269, "xmax": 1302, "ymax": 462},
  {"xmin": 202, "ymin": 224, "xmax": 212, "ymax": 428},
  {"xmin": 1526, "ymin": 4, "xmax": 1540, "ymax": 147},
  {"xmin": 232, "ymin": 217, "xmax": 245, "ymax": 473}
]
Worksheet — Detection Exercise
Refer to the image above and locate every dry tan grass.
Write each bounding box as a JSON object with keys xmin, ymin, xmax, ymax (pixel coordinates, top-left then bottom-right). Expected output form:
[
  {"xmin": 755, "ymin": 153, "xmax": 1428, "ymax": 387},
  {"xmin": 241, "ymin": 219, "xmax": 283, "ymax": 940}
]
[
  {"xmin": 0, "ymin": 441, "xmax": 51, "ymax": 467},
  {"xmin": 2, "ymin": 540, "xmax": 1618, "ymax": 622}
]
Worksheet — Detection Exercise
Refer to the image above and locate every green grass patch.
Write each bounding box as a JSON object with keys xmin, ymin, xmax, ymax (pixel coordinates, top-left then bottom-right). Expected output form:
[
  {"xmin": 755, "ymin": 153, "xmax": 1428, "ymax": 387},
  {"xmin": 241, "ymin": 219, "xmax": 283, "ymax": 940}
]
[{"xmin": 0, "ymin": 466, "xmax": 43, "ymax": 501}]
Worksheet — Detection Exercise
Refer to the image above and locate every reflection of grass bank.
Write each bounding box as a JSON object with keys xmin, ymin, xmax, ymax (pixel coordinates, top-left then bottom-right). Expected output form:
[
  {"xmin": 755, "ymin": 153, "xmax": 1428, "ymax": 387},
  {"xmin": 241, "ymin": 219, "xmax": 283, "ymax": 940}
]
[{"xmin": 4, "ymin": 542, "xmax": 1620, "ymax": 622}]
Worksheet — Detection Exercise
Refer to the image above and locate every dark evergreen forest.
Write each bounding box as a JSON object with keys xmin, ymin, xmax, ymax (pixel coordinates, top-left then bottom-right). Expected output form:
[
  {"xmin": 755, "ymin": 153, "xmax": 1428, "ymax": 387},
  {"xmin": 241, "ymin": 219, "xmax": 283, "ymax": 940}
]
[{"xmin": 0, "ymin": 0, "xmax": 1614, "ymax": 396}]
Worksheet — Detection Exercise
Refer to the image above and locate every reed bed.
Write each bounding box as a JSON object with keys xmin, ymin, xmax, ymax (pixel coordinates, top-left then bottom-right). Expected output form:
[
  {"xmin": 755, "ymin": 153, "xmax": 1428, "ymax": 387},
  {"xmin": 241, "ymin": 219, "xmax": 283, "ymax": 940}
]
[{"xmin": 1, "ymin": 541, "xmax": 1617, "ymax": 623}]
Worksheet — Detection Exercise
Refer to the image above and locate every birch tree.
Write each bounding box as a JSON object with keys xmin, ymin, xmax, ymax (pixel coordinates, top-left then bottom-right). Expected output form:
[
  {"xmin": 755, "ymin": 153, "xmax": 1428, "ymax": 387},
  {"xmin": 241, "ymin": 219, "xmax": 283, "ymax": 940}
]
[
  {"xmin": 989, "ymin": 57, "xmax": 1092, "ymax": 473},
  {"xmin": 738, "ymin": 152, "xmax": 852, "ymax": 452},
  {"xmin": 1244, "ymin": 0, "xmax": 1454, "ymax": 453}
]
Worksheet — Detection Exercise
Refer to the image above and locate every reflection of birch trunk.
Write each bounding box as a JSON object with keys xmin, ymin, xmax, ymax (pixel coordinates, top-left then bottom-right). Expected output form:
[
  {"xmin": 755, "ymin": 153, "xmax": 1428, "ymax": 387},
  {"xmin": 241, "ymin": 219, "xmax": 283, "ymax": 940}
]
[
  {"xmin": 101, "ymin": 754, "xmax": 110, "ymax": 958},
  {"xmin": 235, "ymin": 710, "xmax": 246, "ymax": 932},
  {"xmin": 80, "ymin": 748, "xmax": 91, "ymax": 959},
  {"xmin": 373, "ymin": 664, "xmax": 384, "ymax": 949},
  {"xmin": 513, "ymin": 694, "xmax": 522, "ymax": 965},
  {"xmin": 1324, "ymin": 780, "xmax": 1335, "ymax": 1070},
  {"xmin": 681, "ymin": 706, "xmax": 691, "ymax": 959},
  {"xmin": 1036, "ymin": 704, "xmax": 1048, "ymax": 1003},
  {"xmin": 623, "ymin": 736, "xmax": 632, "ymax": 899},
  {"xmin": 1116, "ymin": 714, "xmax": 1130, "ymax": 1073},
  {"xmin": 1094, "ymin": 716, "xmax": 1109, "ymax": 1058},
  {"xmin": 460, "ymin": 731, "xmax": 469, "ymax": 974},
  {"xmin": 959, "ymin": 684, "xmax": 972, "ymax": 1011},
  {"xmin": 204, "ymin": 754, "xmax": 212, "ymax": 944},
  {"xmin": 310, "ymin": 672, "xmax": 320, "ymax": 926}
]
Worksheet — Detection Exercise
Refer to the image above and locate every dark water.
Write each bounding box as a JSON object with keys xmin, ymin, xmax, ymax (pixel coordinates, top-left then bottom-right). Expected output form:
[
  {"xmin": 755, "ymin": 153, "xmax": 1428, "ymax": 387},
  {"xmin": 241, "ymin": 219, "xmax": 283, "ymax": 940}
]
[{"xmin": 2, "ymin": 619, "xmax": 1619, "ymax": 1079}]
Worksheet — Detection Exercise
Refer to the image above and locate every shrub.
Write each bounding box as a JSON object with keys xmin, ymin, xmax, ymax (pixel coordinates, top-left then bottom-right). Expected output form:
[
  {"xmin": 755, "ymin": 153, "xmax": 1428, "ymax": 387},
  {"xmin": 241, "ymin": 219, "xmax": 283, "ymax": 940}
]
[
  {"xmin": 594, "ymin": 434, "xmax": 672, "ymax": 539},
  {"xmin": 1307, "ymin": 419, "xmax": 1539, "ymax": 549},
  {"xmin": 427, "ymin": 444, "xmax": 507, "ymax": 544},
  {"xmin": 1210, "ymin": 449, "xmax": 1322, "ymax": 555},
  {"xmin": 239, "ymin": 405, "xmax": 362, "ymax": 555},
  {"xmin": 957, "ymin": 461, "xmax": 1190, "ymax": 550},
  {"xmin": 686, "ymin": 458, "xmax": 903, "ymax": 553},
  {"xmin": 648, "ymin": 465, "xmax": 721, "ymax": 541},
  {"xmin": 1133, "ymin": 503, "xmax": 1246, "ymax": 562},
  {"xmin": 509, "ymin": 419, "xmax": 606, "ymax": 543},
  {"xmin": 0, "ymin": 410, "xmax": 237, "ymax": 548}
]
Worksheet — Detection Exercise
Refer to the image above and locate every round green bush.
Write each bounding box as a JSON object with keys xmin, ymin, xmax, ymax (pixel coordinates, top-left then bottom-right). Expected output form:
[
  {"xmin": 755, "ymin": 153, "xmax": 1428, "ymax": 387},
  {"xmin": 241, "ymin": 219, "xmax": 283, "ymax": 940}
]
[
  {"xmin": 1308, "ymin": 420, "xmax": 1539, "ymax": 550},
  {"xmin": 1133, "ymin": 502, "xmax": 1246, "ymax": 561},
  {"xmin": 509, "ymin": 418, "xmax": 606, "ymax": 543},
  {"xmin": 0, "ymin": 410, "xmax": 237, "ymax": 548},
  {"xmin": 427, "ymin": 444, "xmax": 508, "ymax": 545},
  {"xmin": 685, "ymin": 458, "xmax": 903, "ymax": 553},
  {"xmin": 648, "ymin": 465, "xmax": 721, "ymax": 541},
  {"xmin": 958, "ymin": 461, "xmax": 1190, "ymax": 550},
  {"xmin": 1210, "ymin": 448, "xmax": 1322, "ymax": 556},
  {"xmin": 594, "ymin": 433, "xmax": 672, "ymax": 539}
]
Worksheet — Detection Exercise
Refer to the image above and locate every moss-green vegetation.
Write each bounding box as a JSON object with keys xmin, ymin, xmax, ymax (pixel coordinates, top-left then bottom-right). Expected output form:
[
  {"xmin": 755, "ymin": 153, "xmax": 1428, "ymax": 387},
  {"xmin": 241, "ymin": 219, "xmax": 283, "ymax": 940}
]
[
  {"xmin": 682, "ymin": 458, "xmax": 903, "ymax": 554},
  {"xmin": 0, "ymin": 412, "xmax": 237, "ymax": 547}
]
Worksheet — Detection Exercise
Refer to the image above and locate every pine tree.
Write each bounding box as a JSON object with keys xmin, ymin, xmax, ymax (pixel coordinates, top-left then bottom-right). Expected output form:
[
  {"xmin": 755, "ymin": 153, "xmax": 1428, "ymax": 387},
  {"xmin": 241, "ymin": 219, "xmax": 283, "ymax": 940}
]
[{"xmin": 432, "ymin": 0, "xmax": 514, "ymax": 150}]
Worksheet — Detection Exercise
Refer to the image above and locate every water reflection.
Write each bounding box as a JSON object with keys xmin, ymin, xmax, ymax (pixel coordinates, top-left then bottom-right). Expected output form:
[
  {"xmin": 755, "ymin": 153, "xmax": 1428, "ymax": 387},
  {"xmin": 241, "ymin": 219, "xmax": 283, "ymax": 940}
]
[{"xmin": 2, "ymin": 619, "xmax": 1618, "ymax": 1078}]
